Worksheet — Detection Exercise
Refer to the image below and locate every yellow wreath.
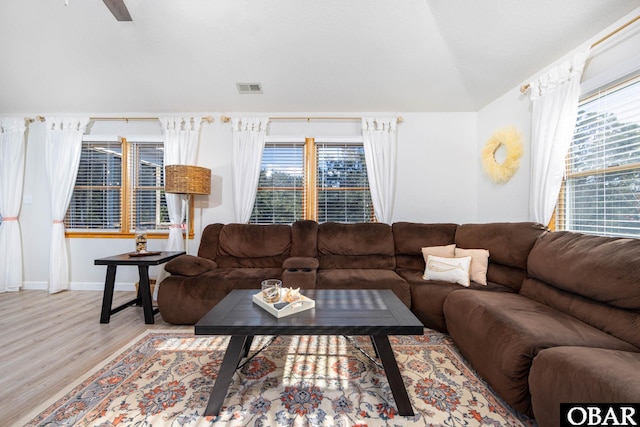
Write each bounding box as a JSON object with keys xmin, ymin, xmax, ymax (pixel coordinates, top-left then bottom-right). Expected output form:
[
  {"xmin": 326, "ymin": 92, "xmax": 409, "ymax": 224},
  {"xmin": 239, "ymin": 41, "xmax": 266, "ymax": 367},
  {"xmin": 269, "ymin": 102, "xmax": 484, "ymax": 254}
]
[{"xmin": 482, "ymin": 127, "xmax": 523, "ymax": 183}]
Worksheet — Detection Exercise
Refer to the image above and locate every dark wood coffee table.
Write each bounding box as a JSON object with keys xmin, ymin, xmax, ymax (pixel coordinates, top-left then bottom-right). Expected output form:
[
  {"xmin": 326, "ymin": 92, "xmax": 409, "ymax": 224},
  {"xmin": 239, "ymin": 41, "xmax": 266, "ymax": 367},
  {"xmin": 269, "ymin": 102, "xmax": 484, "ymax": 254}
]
[{"xmin": 195, "ymin": 288, "xmax": 424, "ymax": 417}]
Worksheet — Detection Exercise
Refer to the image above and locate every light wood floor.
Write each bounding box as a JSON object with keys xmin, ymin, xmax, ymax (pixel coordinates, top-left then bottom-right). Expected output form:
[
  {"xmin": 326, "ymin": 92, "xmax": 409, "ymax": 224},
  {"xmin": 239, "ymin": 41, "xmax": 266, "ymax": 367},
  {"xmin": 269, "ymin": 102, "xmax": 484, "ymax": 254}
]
[{"xmin": 0, "ymin": 290, "xmax": 190, "ymax": 426}]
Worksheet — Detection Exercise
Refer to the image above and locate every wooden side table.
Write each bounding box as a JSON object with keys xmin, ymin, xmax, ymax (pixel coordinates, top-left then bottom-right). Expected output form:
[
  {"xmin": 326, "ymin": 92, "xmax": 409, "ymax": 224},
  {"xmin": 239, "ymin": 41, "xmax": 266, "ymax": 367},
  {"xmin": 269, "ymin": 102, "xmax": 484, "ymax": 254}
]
[{"xmin": 95, "ymin": 251, "xmax": 185, "ymax": 324}]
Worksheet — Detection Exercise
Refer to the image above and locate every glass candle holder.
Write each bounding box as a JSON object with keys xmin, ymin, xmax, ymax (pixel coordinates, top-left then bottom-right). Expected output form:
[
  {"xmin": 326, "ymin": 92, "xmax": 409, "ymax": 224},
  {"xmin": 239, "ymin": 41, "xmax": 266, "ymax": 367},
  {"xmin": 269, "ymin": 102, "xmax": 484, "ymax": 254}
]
[
  {"xmin": 261, "ymin": 279, "xmax": 282, "ymax": 304},
  {"xmin": 135, "ymin": 229, "xmax": 148, "ymax": 253}
]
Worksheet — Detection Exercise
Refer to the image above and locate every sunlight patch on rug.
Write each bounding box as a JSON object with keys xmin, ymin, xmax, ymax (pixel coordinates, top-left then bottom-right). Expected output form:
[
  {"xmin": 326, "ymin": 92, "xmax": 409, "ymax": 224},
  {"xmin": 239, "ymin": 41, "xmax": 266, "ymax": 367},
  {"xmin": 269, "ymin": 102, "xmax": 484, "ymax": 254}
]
[{"xmin": 24, "ymin": 330, "xmax": 535, "ymax": 426}]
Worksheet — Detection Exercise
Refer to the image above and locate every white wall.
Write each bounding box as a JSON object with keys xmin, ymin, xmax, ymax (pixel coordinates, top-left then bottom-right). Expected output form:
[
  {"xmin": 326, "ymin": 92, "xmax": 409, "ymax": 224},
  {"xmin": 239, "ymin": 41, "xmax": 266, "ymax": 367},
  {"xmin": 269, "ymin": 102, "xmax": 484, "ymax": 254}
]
[
  {"xmin": 394, "ymin": 113, "xmax": 478, "ymax": 223},
  {"xmin": 474, "ymin": 8, "xmax": 640, "ymax": 224},
  {"xmin": 197, "ymin": 112, "xmax": 480, "ymax": 227},
  {"xmin": 476, "ymin": 88, "xmax": 532, "ymax": 222},
  {"xmin": 19, "ymin": 112, "xmax": 479, "ymax": 289}
]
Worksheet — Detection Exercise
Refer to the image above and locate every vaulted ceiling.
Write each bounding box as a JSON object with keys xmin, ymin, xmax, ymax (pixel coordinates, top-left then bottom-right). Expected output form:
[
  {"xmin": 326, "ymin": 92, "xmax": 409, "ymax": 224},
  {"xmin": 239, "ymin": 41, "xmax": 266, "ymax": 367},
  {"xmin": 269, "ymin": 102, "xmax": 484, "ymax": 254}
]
[{"xmin": 0, "ymin": 0, "xmax": 638, "ymax": 113}]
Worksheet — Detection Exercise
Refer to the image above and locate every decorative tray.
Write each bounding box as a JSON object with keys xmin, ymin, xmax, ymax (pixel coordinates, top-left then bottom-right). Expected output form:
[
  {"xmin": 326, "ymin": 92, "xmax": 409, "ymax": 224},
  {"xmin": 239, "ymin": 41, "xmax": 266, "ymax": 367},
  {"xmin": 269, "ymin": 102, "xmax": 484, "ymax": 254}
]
[{"xmin": 252, "ymin": 292, "xmax": 315, "ymax": 318}]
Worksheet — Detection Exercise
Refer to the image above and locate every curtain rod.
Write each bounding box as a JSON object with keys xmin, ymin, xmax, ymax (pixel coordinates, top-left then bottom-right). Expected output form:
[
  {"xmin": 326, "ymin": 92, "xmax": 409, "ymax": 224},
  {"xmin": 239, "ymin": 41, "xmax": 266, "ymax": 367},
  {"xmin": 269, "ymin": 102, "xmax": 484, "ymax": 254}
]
[
  {"xmin": 220, "ymin": 115, "xmax": 404, "ymax": 124},
  {"xmin": 520, "ymin": 15, "xmax": 640, "ymax": 94},
  {"xmin": 29, "ymin": 115, "xmax": 215, "ymax": 123}
]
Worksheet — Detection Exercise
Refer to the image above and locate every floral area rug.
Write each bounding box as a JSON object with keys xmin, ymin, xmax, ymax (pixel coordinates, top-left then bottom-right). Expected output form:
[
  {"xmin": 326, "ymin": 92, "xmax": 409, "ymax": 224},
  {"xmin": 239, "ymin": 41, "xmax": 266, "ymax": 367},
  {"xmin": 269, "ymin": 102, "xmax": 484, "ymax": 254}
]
[{"xmin": 23, "ymin": 330, "xmax": 535, "ymax": 426}]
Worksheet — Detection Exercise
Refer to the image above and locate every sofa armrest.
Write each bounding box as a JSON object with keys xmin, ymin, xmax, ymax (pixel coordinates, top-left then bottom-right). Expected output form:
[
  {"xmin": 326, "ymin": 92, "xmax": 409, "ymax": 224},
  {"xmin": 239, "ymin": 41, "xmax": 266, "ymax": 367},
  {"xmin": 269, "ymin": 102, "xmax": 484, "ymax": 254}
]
[
  {"xmin": 283, "ymin": 257, "xmax": 319, "ymax": 270},
  {"xmin": 283, "ymin": 257, "xmax": 318, "ymax": 289},
  {"xmin": 165, "ymin": 255, "xmax": 217, "ymax": 277}
]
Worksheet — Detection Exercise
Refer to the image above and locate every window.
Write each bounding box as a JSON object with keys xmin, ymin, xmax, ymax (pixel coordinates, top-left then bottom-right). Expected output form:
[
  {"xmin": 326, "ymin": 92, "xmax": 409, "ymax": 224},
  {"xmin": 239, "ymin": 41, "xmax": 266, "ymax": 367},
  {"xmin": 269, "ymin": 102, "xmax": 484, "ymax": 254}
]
[
  {"xmin": 130, "ymin": 141, "xmax": 168, "ymax": 232},
  {"xmin": 557, "ymin": 76, "xmax": 640, "ymax": 238},
  {"xmin": 250, "ymin": 141, "xmax": 305, "ymax": 224},
  {"xmin": 65, "ymin": 137, "xmax": 171, "ymax": 236},
  {"xmin": 316, "ymin": 141, "xmax": 374, "ymax": 223},
  {"xmin": 250, "ymin": 137, "xmax": 374, "ymax": 224}
]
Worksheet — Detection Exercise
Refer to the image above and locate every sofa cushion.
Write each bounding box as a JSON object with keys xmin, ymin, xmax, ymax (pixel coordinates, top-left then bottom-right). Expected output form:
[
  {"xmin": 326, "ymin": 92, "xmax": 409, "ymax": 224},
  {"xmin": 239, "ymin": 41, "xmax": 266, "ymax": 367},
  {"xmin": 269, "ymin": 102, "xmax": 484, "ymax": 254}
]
[
  {"xmin": 454, "ymin": 247, "xmax": 489, "ymax": 286},
  {"xmin": 400, "ymin": 268, "xmax": 513, "ymax": 332},
  {"xmin": 393, "ymin": 222, "xmax": 458, "ymax": 271},
  {"xmin": 197, "ymin": 223, "xmax": 224, "ymax": 260},
  {"xmin": 158, "ymin": 267, "xmax": 282, "ymax": 324},
  {"xmin": 524, "ymin": 231, "xmax": 640, "ymax": 349},
  {"xmin": 443, "ymin": 291, "xmax": 638, "ymax": 417},
  {"xmin": 454, "ymin": 222, "xmax": 547, "ymax": 291},
  {"xmin": 158, "ymin": 274, "xmax": 229, "ymax": 325},
  {"xmin": 283, "ymin": 257, "xmax": 320, "ymax": 270},
  {"xmin": 421, "ymin": 244, "xmax": 456, "ymax": 260},
  {"xmin": 484, "ymin": 263, "xmax": 527, "ymax": 290},
  {"xmin": 521, "ymin": 277, "xmax": 640, "ymax": 349},
  {"xmin": 291, "ymin": 220, "xmax": 318, "ymax": 257},
  {"xmin": 316, "ymin": 269, "xmax": 411, "ymax": 307},
  {"xmin": 318, "ymin": 222, "xmax": 395, "ymax": 269},
  {"xmin": 216, "ymin": 224, "xmax": 291, "ymax": 268},
  {"xmin": 423, "ymin": 255, "xmax": 471, "ymax": 287},
  {"xmin": 165, "ymin": 255, "xmax": 217, "ymax": 276},
  {"xmin": 530, "ymin": 347, "xmax": 640, "ymax": 427},
  {"xmin": 527, "ymin": 231, "xmax": 640, "ymax": 310}
]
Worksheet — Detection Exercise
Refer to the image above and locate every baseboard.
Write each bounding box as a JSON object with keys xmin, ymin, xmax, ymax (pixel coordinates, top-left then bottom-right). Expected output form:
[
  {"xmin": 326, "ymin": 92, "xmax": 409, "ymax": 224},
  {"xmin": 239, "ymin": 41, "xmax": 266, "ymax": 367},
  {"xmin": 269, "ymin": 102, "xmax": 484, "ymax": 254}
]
[
  {"xmin": 71, "ymin": 282, "xmax": 137, "ymax": 291},
  {"xmin": 22, "ymin": 282, "xmax": 136, "ymax": 292},
  {"xmin": 22, "ymin": 281, "xmax": 47, "ymax": 290}
]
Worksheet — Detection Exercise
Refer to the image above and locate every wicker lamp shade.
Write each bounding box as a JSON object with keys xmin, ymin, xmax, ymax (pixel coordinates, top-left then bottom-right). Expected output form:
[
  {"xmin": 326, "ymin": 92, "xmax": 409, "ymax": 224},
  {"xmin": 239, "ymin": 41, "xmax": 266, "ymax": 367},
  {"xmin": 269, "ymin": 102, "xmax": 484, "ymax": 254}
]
[{"xmin": 165, "ymin": 165, "xmax": 211, "ymax": 195}]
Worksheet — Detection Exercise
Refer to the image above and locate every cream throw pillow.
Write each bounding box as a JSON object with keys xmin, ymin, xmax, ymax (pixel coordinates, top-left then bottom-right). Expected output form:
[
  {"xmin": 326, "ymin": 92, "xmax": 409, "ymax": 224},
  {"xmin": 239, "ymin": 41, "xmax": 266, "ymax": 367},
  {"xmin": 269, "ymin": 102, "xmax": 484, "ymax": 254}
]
[
  {"xmin": 455, "ymin": 248, "xmax": 490, "ymax": 286},
  {"xmin": 421, "ymin": 244, "xmax": 456, "ymax": 261},
  {"xmin": 423, "ymin": 255, "xmax": 472, "ymax": 287}
]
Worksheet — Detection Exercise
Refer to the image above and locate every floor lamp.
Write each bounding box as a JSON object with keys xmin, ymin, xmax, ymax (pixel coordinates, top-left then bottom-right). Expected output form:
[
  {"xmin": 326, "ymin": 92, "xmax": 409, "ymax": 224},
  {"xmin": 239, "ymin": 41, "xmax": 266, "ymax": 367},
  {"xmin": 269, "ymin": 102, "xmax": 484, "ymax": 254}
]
[{"xmin": 164, "ymin": 165, "xmax": 211, "ymax": 254}]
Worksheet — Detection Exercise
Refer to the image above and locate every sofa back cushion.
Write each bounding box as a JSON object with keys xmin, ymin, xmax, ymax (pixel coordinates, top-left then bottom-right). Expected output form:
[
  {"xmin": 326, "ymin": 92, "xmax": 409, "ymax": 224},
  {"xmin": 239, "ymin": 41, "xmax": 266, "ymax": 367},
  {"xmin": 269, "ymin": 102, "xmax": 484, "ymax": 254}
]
[
  {"xmin": 392, "ymin": 222, "xmax": 458, "ymax": 271},
  {"xmin": 523, "ymin": 231, "xmax": 640, "ymax": 348},
  {"xmin": 198, "ymin": 223, "xmax": 225, "ymax": 261},
  {"xmin": 318, "ymin": 222, "xmax": 395, "ymax": 269},
  {"xmin": 454, "ymin": 222, "xmax": 548, "ymax": 291},
  {"xmin": 291, "ymin": 220, "xmax": 318, "ymax": 257},
  {"xmin": 526, "ymin": 231, "xmax": 640, "ymax": 309},
  {"xmin": 521, "ymin": 277, "xmax": 640, "ymax": 349},
  {"xmin": 215, "ymin": 223, "xmax": 291, "ymax": 268}
]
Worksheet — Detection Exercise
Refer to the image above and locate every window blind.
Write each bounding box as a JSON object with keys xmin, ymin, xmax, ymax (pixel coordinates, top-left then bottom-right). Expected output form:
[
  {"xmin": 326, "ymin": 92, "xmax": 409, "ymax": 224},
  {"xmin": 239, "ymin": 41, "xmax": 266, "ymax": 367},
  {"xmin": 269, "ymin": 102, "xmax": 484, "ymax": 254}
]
[
  {"xmin": 65, "ymin": 141, "xmax": 122, "ymax": 232},
  {"xmin": 65, "ymin": 138, "xmax": 168, "ymax": 234},
  {"xmin": 129, "ymin": 141, "xmax": 168, "ymax": 232},
  {"xmin": 559, "ymin": 76, "xmax": 640, "ymax": 238},
  {"xmin": 316, "ymin": 142, "xmax": 373, "ymax": 223},
  {"xmin": 250, "ymin": 142, "xmax": 305, "ymax": 224}
]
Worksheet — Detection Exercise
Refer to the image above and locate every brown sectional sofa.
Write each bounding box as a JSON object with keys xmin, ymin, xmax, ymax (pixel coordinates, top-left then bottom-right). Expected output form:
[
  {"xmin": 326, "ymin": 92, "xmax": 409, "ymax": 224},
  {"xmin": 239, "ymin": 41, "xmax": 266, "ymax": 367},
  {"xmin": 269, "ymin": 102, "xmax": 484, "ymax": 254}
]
[
  {"xmin": 394, "ymin": 221, "xmax": 546, "ymax": 332},
  {"xmin": 315, "ymin": 222, "xmax": 411, "ymax": 306},
  {"xmin": 157, "ymin": 221, "xmax": 640, "ymax": 426},
  {"xmin": 158, "ymin": 221, "xmax": 318, "ymax": 324},
  {"xmin": 444, "ymin": 231, "xmax": 640, "ymax": 424}
]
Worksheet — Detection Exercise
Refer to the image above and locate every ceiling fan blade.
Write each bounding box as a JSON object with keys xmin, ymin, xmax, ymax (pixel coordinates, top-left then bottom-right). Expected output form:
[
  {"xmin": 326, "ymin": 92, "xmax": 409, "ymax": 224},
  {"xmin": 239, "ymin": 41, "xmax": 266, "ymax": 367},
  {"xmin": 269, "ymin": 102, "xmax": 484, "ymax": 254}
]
[{"xmin": 102, "ymin": 0, "xmax": 132, "ymax": 21}]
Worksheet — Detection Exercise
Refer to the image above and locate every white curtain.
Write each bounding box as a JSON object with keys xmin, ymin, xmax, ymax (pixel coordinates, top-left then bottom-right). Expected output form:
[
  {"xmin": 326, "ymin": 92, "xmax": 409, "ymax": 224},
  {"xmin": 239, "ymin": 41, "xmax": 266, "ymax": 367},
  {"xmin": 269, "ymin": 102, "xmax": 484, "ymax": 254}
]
[
  {"xmin": 45, "ymin": 117, "xmax": 89, "ymax": 293},
  {"xmin": 231, "ymin": 117, "xmax": 269, "ymax": 223},
  {"xmin": 528, "ymin": 47, "xmax": 590, "ymax": 225},
  {"xmin": 160, "ymin": 117, "xmax": 202, "ymax": 251},
  {"xmin": 362, "ymin": 117, "xmax": 398, "ymax": 224},
  {"xmin": 0, "ymin": 118, "xmax": 27, "ymax": 292},
  {"xmin": 156, "ymin": 117, "xmax": 203, "ymax": 297}
]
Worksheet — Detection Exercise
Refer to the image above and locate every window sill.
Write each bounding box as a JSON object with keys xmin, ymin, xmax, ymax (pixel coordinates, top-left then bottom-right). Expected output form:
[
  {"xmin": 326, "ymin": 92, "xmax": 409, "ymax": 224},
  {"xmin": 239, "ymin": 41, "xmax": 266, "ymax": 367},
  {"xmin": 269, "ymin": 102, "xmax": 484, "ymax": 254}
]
[{"xmin": 65, "ymin": 232, "xmax": 195, "ymax": 239}]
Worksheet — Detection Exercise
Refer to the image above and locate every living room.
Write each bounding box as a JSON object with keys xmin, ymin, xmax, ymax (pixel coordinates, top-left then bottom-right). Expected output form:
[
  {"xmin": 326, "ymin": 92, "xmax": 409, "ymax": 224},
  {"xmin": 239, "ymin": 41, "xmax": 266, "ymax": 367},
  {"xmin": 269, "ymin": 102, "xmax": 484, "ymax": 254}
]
[{"xmin": 1, "ymin": 1, "xmax": 639, "ymax": 426}]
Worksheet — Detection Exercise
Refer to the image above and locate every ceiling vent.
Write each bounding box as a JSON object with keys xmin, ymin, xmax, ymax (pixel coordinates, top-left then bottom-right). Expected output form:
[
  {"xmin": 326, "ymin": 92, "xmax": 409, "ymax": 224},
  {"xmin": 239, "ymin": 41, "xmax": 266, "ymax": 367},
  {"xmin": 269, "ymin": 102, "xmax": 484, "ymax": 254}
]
[{"xmin": 236, "ymin": 82, "xmax": 263, "ymax": 94}]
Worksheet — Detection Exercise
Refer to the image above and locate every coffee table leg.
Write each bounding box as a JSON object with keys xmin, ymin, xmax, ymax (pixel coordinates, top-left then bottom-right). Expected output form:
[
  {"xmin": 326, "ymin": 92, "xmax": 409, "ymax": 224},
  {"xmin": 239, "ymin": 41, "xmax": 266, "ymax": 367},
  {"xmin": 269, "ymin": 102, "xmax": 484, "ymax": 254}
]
[
  {"xmin": 371, "ymin": 335, "xmax": 414, "ymax": 416},
  {"xmin": 204, "ymin": 335, "xmax": 248, "ymax": 417},
  {"xmin": 243, "ymin": 336, "xmax": 254, "ymax": 357},
  {"xmin": 369, "ymin": 337, "xmax": 380, "ymax": 358}
]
